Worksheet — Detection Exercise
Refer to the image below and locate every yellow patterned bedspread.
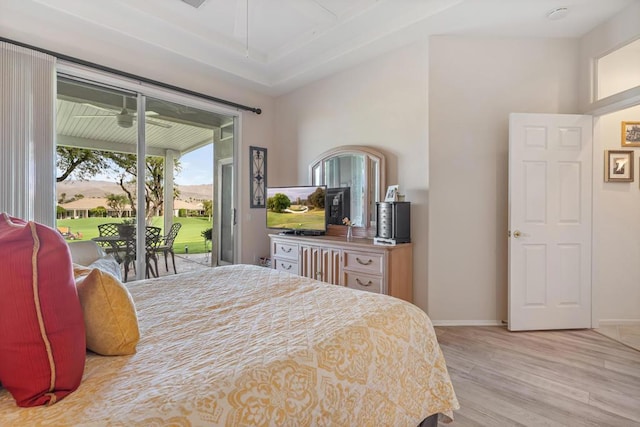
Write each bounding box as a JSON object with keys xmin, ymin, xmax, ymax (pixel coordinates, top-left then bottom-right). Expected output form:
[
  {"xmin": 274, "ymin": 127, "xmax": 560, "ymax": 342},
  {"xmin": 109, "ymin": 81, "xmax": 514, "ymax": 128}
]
[{"xmin": 0, "ymin": 265, "xmax": 458, "ymax": 426}]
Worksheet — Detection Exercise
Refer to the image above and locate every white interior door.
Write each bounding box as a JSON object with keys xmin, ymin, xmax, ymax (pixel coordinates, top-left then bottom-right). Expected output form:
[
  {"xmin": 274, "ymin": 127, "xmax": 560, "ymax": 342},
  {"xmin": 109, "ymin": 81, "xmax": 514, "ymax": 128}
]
[{"xmin": 508, "ymin": 113, "xmax": 593, "ymax": 331}]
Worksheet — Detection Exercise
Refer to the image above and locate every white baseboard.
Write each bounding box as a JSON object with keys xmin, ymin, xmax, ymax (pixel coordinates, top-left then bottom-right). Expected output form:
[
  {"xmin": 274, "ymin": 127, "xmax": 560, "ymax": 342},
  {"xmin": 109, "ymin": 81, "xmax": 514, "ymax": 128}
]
[
  {"xmin": 431, "ymin": 319, "xmax": 640, "ymax": 328},
  {"xmin": 598, "ymin": 319, "xmax": 640, "ymax": 327},
  {"xmin": 431, "ymin": 320, "xmax": 505, "ymax": 327}
]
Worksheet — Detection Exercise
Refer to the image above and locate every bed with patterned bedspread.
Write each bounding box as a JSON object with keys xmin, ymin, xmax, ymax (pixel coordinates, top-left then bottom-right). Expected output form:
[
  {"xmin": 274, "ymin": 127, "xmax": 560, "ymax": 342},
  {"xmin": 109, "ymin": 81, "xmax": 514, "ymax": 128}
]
[{"xmin": 0, "ymin": 264, "xmax": 458, "ymax": 426}]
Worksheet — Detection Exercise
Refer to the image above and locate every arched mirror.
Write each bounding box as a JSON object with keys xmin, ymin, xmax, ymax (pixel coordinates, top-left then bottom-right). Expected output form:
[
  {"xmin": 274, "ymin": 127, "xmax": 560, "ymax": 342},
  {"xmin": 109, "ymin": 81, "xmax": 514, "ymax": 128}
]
[{"xmin": 310, "ymin": 146, "xmax": 385, "ymax": 229}]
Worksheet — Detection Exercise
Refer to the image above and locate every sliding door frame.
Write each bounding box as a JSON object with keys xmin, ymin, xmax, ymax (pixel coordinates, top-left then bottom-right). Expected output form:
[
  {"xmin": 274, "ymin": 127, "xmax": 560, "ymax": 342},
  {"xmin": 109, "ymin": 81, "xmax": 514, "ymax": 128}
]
[{"xmin": 56, "ymin": 61, "xmax": 241, "ymax": 274}]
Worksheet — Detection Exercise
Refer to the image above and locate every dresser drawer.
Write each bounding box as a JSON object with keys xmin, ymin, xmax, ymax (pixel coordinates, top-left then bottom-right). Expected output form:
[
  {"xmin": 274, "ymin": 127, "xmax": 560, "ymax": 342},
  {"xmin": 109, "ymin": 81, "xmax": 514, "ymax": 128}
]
[
  {"xmin": 344, "ymin": 272, "xmax": 382, "ymax": 294},
  {"xmin": 343, "ymin": 250, "xmax": 384, "ymax": 275},
  {"xmin": 274, "ymin": 258, "xmax": 298, "ymax": 273},
  {"xmin": 272, "ymin": 241, "xmax": 298, "ymax": 260},
  {"xmin": 269, "ymin": 234, "xmax": 412, "ymax": 302}
]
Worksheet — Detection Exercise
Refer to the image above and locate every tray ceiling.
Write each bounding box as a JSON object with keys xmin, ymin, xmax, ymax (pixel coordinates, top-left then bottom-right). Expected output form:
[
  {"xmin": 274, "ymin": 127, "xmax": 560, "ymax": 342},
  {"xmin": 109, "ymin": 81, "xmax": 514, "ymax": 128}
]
[{"xmin": 0, "ymin": 0, "xmax": 636, "ymax": 95}]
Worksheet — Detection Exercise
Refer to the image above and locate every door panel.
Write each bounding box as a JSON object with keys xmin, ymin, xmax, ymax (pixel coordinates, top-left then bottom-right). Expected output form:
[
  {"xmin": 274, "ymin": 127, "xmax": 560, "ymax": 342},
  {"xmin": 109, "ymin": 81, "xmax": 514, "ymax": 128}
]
[
  {"xmin": 508, "ymin": 113, "xmax": 592, "ymax": 331},
  {"xmin": 218, "ymin": 158, "xmax": 234, "ymax": 265}
]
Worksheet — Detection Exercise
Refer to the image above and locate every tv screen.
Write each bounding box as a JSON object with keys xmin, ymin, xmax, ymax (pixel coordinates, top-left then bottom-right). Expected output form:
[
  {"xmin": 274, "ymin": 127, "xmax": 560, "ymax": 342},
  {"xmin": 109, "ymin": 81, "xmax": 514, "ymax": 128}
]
[
  {"xmin": 326, "ymin": 187, "xmax": 351, "ymax": 226},
  {"xmin": 266, "ymin": 185, "xmax": 327, "ymax": 234}
]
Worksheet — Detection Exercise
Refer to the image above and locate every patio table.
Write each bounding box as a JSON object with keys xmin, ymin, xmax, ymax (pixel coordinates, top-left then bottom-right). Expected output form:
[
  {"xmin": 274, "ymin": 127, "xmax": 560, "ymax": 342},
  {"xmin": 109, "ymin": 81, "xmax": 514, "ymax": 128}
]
[{"xmin": 91, "ymin": 235, "xmax": 131, "ymax": 264}]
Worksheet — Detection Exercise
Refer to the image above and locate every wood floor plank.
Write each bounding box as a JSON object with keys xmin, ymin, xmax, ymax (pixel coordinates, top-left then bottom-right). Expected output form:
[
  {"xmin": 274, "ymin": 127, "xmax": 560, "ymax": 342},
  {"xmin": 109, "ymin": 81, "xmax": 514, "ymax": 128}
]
[
  {"xmin": 604, "ymin": 359, "xmax": 640, "ymax": 380},
  {"xmin": 462, "ymin": 365, "xmax": 633, "ymax": 427},
  {"xmin": 435, "ymin": 326, "xmax": 640, "ymax": 426},
  {"xmin": 488, "ymin": 348, "xmax": 640, "ymax": 398},
  {"xmin": 477, "ymin": 358, "xmax": 591, "ymax": 404},
  {"xmin": 449, "ymin": 370, "xmax": 567, "ymax": 427}
]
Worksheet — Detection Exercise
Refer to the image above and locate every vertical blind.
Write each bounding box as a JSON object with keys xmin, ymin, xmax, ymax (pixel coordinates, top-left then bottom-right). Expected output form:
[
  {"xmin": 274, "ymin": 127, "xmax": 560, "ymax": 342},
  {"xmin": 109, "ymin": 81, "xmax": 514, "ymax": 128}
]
[{"xmin": 0, "ymin": 42, "xmax": 56, "ymax": 225}]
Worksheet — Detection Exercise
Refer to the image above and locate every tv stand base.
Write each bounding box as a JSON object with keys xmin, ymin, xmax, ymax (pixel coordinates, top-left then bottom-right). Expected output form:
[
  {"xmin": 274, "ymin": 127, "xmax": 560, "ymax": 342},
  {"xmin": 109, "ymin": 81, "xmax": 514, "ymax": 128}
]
[{"xmin": 279, "ymin": 230, "xmax": 325, "ymax": 236}]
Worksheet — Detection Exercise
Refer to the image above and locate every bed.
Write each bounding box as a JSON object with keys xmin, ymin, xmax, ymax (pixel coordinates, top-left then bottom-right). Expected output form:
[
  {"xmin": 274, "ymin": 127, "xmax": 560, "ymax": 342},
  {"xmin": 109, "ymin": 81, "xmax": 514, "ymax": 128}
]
[{"xmin": 0, "ymin": 264, "xmax": 458, "ymax": 426}]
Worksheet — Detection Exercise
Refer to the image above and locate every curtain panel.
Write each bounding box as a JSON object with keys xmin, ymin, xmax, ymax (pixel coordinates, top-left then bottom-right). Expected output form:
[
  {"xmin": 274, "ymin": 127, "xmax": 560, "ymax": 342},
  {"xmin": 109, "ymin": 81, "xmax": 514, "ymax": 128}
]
[{"xmin": 0, "ymin": 42, "xmax": 56, "ymax": 225}]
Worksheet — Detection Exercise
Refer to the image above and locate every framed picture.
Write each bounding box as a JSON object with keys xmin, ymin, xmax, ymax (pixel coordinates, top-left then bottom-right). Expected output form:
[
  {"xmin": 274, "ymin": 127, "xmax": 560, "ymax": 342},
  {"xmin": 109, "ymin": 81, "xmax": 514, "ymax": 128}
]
[
  {"xmin": 249, "ymin": 146, "xmax": 267, "ymax": 208},
  {"xmin": 384, "ymin": 185, "xmax": 399, "ymax": 202},
  {"xmin": 604, "ymin": 150, "xmax": 633, "ymax": 182},
  {"xmin": 621, "ymin": 121, "xmax": 640, "ymax": 147}
]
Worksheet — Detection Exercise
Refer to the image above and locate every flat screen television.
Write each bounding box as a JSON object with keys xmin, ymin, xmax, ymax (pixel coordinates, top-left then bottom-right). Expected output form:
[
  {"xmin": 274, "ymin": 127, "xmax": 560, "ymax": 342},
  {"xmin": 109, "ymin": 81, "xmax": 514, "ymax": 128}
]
[
  {"xmin": 326, "ymin": 187, "xmax": 351, "ymax": 226},
  {"xmin": 266, "ymin": 185, "xmax": 327, "ymax": 235}
]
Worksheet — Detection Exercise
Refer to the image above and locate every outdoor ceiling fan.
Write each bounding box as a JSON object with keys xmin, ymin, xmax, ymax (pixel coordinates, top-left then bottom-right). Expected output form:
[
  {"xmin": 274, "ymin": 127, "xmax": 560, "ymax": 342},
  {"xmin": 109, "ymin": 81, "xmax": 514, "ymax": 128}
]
[{"xmin": 73, "ymin": 96, "xmax": 172, "ymax": 129}]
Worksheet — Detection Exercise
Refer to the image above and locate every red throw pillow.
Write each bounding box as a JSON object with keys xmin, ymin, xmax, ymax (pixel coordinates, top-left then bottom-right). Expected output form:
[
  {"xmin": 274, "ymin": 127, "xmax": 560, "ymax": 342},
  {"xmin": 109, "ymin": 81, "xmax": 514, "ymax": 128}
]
[{"xmin": 0, "ymin": 213, "xmax": 86, "ymax": 407}]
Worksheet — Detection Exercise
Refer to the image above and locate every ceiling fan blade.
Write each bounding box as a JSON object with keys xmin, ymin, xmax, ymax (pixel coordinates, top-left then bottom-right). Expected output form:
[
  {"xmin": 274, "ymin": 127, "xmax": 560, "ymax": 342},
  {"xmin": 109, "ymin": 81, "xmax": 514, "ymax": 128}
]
[
  {"xmin": 145, "ymin": 118, "xmax": 172, "ymax": 128},
  {"xmin": 81, "ymin": 103, "xmax": 119, "ymax": 113}
]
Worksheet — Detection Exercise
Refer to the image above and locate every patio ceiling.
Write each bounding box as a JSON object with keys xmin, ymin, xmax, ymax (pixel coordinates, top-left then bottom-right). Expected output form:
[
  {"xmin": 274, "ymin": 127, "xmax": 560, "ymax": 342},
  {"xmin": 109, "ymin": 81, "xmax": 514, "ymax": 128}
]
[{"xmin": 56, "ymin": 78, "xmax": 233, "ymax": 157}]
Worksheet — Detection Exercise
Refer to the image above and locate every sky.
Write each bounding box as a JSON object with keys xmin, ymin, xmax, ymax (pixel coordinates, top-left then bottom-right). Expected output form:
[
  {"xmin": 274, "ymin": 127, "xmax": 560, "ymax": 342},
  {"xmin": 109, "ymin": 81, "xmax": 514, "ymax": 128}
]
[
  {"xmin": 174, "ymin": 144, "xmax": 213, "ymax": 185},
  {"xmin": 60, "ymin": 144, "xmax": 214, "ymax": 186}
]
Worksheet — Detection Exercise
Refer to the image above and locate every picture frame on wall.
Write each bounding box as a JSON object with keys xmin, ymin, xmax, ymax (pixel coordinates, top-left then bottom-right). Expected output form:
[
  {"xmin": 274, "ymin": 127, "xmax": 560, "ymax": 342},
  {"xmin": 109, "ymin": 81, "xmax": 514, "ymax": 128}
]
[
  {"xmin": 249, "ymin": 146, "xmax": 267, "ymax": 208},
  {"xmin": 604, "ymin": 150, "xmax": 633, "ymax": 182},
  {"xmin": 621, "ymin": 121, "xmax": 640, "ymax": 147}
]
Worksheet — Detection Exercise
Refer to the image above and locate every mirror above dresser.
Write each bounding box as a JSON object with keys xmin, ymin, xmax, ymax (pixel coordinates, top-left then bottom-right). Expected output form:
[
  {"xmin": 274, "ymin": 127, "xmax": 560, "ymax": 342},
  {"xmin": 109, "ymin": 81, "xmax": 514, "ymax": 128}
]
[{"xmin": 309, "ymin": 145, "xmax": 385, "ymax": 232}]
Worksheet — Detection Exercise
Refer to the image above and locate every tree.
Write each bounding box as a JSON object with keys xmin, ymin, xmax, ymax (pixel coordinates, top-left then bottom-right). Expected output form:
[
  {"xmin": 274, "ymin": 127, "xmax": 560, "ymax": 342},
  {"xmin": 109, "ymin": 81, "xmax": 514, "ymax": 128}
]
[
  {"xmin": 202, "ymin": 200, "xmax": 213, "ymax": 218},
  {"xmin": 56, "ymin": 147, "xmax": 181, "ymax": 223},
  {"xmin": 107, "ymin": 153, "xmax": 181, "ymax": 224},
  {"xmin": 267, "ymin": 193, "xmax": 291, "ymax": 213},
  {"xmin": 105, "ymin": 193, "xmax": 128, "ymax": 218},
  {"xmin": 307, "ymin": 187, "xmax": 325, "ymax": 209},
  {"xmin": 90, "ymin": 206, "xmax": 107, "ymax": 217},
  {"xmin": 56, "ymin": 147, "xmax": 108, "ymax": 182}
]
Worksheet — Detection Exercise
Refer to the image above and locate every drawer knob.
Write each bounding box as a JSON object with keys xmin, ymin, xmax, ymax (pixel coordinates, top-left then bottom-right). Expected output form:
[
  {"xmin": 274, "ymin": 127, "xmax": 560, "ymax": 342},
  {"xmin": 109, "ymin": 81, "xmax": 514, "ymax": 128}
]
[
  {"xmin": 281, "ymin": 246, "xmax": 292, "ymax": 253},
  {"xmin": 356, "ymin": 278, "xmax": 373, "ymax": 287},
  {"xmin": 281, "ymin": 263, "xmax": 292, "ymax": 270},
  {"xmin": 356, "ymin": 257, "xmax": 373, "ymax": 266}
]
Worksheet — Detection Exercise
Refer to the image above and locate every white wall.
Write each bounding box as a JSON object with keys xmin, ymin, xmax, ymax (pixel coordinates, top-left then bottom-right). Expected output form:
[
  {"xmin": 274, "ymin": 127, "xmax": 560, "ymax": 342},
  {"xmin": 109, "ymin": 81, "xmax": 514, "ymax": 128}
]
[
  {"xmin": 428, "ymin": 36, "xmax": 580, "ymax": 323},
  {"xmin": 593, "ymin": 106, "xmax": 640, "ymax": 323},
  {"xmin": 579, "ymin": 1, "xmax": 640, "ymax": 112},
  {"xmin": 275, "ymin": 40, "xmax": 431, "ymax": 311},
  {"xmin": 579, "ymin": 3, "xmax": 640, "ymax": 324},
  {"xmin": 596, "ymin": 39, "xmax": 640, "ymax": 100}
]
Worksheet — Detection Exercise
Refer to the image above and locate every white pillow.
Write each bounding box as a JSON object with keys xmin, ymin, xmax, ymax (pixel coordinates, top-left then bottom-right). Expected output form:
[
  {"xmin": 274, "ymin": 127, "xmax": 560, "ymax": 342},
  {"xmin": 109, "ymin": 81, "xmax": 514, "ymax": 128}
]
[
  {"xmin": 73, "ymin": 255, "xmax": 122, "ymax": 281},
  {"xmin": 68, "ymin": 241, "xmax": 106, "ymax": 266},
  {"xmin": 90, "ymin": 255, "xmax": 122, "ymax": 281}
]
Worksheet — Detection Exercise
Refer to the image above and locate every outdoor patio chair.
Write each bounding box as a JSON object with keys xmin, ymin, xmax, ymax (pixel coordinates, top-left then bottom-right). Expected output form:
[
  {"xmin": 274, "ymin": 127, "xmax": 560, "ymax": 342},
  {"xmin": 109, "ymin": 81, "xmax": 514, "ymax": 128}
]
[
  {"xmin": 123, "ymin": 226, "xmax": 162, "ymax": 282},
  {"xmin": 96, "ymin": 223, "xmax": 127, "ymax": 262},
  {"xmin": 156, "ymin": 223, "xmax": 182, "ymax": 274}
]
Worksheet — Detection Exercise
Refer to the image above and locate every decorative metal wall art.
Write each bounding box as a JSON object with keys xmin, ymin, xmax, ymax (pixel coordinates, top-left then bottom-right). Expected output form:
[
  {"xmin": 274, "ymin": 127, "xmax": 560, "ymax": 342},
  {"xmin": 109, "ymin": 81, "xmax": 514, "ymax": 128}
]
[{"xmin": 250, "ymin": 146, "xmax": 267, "ymax": 208}]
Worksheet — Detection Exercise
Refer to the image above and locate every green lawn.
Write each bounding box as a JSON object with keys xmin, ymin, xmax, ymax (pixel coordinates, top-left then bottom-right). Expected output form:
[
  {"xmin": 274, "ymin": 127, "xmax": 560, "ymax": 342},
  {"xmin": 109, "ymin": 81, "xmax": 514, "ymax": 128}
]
[
  {"xmin": 266, "ymin": 207, "xmax": 325, "ymax": 230},
  {"xmin": 57, "ymin": 216, "xmax": 212, "ymax": 254}
]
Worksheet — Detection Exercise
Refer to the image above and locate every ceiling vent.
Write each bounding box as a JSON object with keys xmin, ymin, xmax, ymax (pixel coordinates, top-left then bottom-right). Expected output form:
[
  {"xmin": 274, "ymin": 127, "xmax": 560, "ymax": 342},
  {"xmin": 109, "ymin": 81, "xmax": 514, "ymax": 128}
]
[
  {"xmin": 181, "ymin": 0, "xmax": 206, "ymax": 9},
  {"xmin": 546, "ymin": 7, "xmax": 569, "ymax": 21}
]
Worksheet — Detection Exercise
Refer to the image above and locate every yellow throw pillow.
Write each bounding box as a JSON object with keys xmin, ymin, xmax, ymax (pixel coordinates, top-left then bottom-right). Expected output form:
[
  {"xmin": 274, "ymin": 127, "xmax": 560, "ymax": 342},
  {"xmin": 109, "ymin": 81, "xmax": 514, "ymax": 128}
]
[{"xmin": 75, "ymin": 269, "xmax": 140, "ymax": 356}]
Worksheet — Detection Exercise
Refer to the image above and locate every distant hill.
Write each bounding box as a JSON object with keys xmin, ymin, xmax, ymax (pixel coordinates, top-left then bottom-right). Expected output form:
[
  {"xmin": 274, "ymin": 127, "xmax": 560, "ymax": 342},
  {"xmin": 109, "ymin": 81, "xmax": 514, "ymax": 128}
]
[{"xmin": 57, "ymin": 180, "xmax": 213, "ymax": 202}]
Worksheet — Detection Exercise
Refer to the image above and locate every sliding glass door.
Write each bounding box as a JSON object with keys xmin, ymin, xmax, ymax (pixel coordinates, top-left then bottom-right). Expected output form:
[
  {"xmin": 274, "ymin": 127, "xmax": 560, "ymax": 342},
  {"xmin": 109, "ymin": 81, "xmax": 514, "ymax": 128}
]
[{"xmin": 55, "ymin": 72, "xmax": 237, "ymax": 280}]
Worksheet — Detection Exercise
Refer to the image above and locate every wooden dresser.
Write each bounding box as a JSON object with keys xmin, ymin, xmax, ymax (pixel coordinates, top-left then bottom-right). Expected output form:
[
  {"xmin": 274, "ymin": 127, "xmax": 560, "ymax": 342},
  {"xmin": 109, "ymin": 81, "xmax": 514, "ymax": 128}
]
[{"xmin": 269, "ymin": 234, "xmax": 413, "ymax": 302}]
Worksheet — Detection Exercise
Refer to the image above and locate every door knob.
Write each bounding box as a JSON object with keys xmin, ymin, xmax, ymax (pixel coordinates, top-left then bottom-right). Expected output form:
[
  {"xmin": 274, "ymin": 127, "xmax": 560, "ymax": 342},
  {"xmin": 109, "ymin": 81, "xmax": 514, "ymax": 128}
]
[{"xmin": 513, "ymin": 230, "xmax": 522, "ymax": 238}]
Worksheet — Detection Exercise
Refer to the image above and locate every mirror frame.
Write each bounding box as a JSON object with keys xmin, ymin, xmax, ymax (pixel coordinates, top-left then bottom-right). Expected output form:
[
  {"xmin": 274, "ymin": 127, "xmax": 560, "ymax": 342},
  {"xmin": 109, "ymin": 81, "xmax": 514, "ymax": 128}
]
[{"xmin": 309, "ymin": 145, "xmax": 386, "ymax": 232}]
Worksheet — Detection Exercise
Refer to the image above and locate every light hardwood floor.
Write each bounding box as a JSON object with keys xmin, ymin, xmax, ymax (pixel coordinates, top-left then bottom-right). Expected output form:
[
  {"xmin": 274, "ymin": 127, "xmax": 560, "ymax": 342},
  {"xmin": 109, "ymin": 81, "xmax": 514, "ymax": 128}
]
[
  {"xmin": 434, "ymin": 326, "xmax": 640, "ymax": 426},
  {"xmin": 596, "ymin": 325, "xmax": 640, "ymax": 352}
]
